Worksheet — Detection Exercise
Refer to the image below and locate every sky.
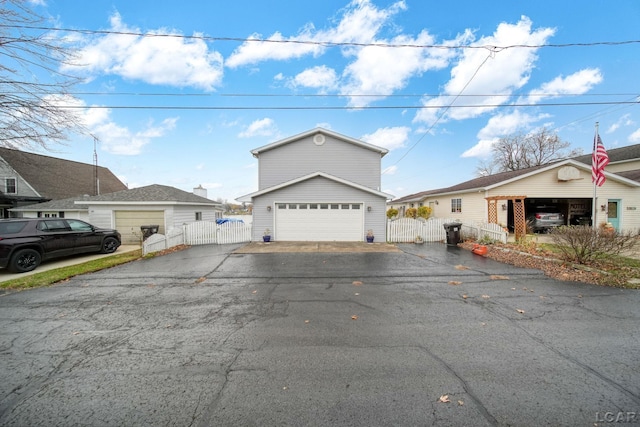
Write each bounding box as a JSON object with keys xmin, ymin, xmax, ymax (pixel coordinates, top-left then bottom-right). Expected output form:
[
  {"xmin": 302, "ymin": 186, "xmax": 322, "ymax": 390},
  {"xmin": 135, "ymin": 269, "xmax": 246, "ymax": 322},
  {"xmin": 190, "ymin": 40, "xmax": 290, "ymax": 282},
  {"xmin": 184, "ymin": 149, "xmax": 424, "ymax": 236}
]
[{"xmin": 18, "ymin": 0, "xmax": 640, "ymax": 203}]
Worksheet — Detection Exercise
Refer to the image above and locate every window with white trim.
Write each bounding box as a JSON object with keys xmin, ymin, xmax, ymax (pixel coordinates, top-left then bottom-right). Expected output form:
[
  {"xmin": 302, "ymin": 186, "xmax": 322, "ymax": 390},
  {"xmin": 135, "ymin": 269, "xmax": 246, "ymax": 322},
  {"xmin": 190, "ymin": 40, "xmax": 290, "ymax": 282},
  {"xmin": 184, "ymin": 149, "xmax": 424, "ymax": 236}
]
[
  {"xmin": 5, "ymin": 178, "xmax": 16, "ymax": 194},
  {"xmin": 451, "ymin": 198, "xmax": 462, "ymax": 213}
]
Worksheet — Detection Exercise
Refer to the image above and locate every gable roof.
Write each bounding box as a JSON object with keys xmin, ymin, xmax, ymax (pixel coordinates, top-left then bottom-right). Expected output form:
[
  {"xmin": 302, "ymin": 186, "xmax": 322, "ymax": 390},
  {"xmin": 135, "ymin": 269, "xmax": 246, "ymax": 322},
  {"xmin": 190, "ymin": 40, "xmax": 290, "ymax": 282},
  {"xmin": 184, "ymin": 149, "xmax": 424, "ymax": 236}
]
[
  {"xmin": 573, "ymin": 142, "xmax": 640, "ymax": 166},
  {"xmin": 10, "ymin": 196, "xmax": 89, "ymax": 212},
  {"xmin": 0, "ymin": 147, "xmax": 127, "ymax": 200},
  {"xmin": 250, "ymin": 127, "xmax": 389, "ymax": 157},
  {"xmin": 391, "ymin": 160, "xmax": 640, "ymax": 203},
  {"xmin": 238, "ymin": 171, "xmax": 393, "ymax": 202},
  {"xmin": 77, "ymin": 184, "xmax": 223, "ymax": 206}
]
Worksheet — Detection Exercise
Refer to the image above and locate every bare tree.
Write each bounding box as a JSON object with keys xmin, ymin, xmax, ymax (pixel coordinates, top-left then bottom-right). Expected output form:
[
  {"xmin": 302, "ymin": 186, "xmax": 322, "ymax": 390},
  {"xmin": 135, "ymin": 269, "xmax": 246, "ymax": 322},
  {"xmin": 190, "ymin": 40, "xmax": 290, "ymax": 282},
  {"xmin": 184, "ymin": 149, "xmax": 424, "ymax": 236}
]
[
  {"xmin": 0, "ymin": 0, "xmax": 84, "ymax": 150},
  {"xmin": 478, "ymin": 128, "xmax": 583, "ymax": 175}
]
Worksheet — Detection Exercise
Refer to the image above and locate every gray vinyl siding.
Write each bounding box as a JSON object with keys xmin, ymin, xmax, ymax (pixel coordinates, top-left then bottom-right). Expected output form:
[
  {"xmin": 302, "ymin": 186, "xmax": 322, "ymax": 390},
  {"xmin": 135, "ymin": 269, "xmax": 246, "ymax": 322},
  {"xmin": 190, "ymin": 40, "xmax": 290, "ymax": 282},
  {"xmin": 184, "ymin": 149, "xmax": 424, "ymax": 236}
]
[
  {"xmin": 258, "ymin": 134, "xmax": 382, "ymax": 190},
  {"xmin": 172, "ymin": 205, "xmax": 218, "ymax": 228},
  {"xmin": 251, "ymin": 176, "xmax": 387, "ymax": 241},
  {"xmin": 88, "ymin": 208, "xmax": 115, "ymax": 229},
  {"xmin": 0, "ymin": 158, "xmax": 39, "ymax": 197}
]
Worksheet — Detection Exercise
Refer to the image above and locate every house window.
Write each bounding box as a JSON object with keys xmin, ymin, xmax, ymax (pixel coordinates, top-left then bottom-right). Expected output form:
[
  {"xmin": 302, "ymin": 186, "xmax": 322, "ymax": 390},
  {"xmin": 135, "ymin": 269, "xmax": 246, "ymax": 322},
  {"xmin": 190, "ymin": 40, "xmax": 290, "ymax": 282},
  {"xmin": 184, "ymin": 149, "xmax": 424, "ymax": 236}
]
[
  {"xmin": 330, "ymin": 204, "xmax": 339, "ymax": 209},
  {"xmin": 310, "ymin": 204, "xmax": 318, "ymax": 209},
  {"xmin": 320, "ymin": 204, "xmax": 329, "ymax": 209},
  {"xmin": 451, "ymin": 198, "xmax": 462, "ymax": 213},
  {"xmin": 341, "ymin": 204, "xmax": 350, "ymax": 209},
  {"xmin": 352, "ymin": 204, "xmax": 361, "ymax": 209},
  {"xmin": 195, "ymin": 212, "xmax": 202, "ymax": 221},
  {"xmin": 299, "ymin": 204, "xmax": 308, "ymax": 209},
  {"xmin": 5, "ymin": 178, "xmax": 16, "ymax": 194},
  {"xmin": 277, "ymin": 203, "xmax": 286, "ymax": 209},
  {"xmin": 288, "ymin": 204, "xmax": 297, "ymax": 209}
]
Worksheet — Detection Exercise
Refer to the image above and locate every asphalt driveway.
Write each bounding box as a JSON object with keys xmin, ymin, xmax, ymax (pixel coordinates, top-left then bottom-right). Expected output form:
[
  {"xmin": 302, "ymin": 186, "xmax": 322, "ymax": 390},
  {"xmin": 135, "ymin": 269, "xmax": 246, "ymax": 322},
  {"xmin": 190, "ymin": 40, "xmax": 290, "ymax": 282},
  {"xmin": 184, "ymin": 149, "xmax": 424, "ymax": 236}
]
[{"xmin": 0, "ymin": 243, "xmax": 638, "ymax": 426}]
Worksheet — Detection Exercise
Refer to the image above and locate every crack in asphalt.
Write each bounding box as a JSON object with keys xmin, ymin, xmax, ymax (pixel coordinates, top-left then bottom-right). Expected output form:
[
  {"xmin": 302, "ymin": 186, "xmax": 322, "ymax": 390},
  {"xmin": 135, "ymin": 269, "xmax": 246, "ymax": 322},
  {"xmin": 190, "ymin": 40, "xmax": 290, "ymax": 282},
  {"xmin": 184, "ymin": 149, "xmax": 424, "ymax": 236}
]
[{"xmin": 471, "ymin": 297, "xmax": 640, "ymax": 405}]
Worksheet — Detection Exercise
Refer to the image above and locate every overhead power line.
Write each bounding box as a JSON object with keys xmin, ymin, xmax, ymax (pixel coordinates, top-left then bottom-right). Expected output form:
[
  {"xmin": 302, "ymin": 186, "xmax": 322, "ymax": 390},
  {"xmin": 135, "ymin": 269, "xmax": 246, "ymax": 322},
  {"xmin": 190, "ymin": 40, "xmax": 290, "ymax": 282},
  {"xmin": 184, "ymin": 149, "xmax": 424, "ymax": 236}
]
[
  {"xmin": 1, "ymin": 24, "xmax": 640, "ymax": 51},
  {"xmin": 48, "ymin": 99, "xmax": 639, "ymax": 111}
]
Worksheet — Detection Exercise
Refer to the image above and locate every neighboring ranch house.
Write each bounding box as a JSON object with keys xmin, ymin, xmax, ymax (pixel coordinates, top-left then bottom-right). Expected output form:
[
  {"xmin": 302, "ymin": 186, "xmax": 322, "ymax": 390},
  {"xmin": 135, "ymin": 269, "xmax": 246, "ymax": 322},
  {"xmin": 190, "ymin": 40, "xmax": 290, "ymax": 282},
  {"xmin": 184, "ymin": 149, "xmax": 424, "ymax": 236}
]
[
  {"xmin": 239, "ymin": 128, "xmax": 393, "ymax": 242},
  {"xmin": 389, "ymin": 144, "xmax": 640, "ymax": 234},
  {"xmin": 23, "ymin": 184, "xmax": 224, "ymax": 245},
  {"xmin": 10, "ymin": 196, "xmax": 92, "ymax": 221},
  {"xmin": 0, "ymin": 147, "xmax": 126, "ymax": 218}
]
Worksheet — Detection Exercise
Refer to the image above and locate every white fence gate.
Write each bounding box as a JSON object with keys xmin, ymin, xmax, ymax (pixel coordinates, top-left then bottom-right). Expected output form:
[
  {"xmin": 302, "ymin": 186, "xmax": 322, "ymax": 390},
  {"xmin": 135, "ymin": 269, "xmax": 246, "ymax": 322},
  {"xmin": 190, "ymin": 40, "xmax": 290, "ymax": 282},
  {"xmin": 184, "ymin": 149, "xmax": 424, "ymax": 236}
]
[
  {"xmin": 387, "ymin": 217, "xmax": 507, "ymax": 244},
  {"xmin": 142, "ymin": 221, "xmax": 252, "ymax": 255}
]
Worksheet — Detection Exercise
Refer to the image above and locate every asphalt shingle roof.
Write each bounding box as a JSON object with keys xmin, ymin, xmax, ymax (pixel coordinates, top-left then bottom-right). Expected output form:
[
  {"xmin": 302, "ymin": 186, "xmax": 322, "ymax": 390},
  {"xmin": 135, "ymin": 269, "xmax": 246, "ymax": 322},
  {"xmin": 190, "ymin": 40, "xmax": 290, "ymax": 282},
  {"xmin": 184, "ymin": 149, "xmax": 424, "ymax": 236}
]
[
  {"xmin": 0, "ymin": 147, "xmax": 127, "ymax": 200},
  {"xmin": 81, "ymin": 184, "xmax": 222, "ymax": 205},
  {"xmin": 391, "ymin": 163, "xmax": 551, "ymax": 203},
  {"xmin": 573, "ymin": 143, "xmax": 640, "ymax": 165}
]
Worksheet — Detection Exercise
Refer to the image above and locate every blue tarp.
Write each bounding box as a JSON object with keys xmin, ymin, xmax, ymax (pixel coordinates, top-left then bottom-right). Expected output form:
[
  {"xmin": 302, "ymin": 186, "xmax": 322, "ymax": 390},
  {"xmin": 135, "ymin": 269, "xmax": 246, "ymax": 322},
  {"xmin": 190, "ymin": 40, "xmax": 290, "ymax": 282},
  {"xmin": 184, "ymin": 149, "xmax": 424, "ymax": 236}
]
[{"xmin": 216, "ymin": 218, "xmax": 244, "ymax": 225}]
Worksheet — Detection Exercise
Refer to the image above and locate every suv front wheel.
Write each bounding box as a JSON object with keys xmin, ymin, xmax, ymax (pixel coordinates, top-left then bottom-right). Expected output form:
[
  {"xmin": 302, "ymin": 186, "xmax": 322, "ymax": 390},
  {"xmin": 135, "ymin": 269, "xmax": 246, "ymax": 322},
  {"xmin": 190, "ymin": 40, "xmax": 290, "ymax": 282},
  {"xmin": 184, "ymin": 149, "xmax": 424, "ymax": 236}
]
[
  {"xmin": 101, "ymin": 237, "xmax": 119, "ymax": 254},
  {"xmin": 10, "ymin": 248, "xmax": 42, "ymax": 273}
]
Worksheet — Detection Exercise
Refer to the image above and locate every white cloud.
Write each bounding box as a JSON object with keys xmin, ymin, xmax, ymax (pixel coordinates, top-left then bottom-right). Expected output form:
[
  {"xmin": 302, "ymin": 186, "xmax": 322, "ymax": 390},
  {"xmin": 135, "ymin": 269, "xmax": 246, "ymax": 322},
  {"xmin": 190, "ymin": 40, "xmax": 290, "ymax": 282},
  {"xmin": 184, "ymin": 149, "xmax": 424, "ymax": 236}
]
[
  {"xmin": 382, "ymin": 165, "xmax": 398, "ymax": 175},
  {"xmin": 238, "ymin": 118, "xmax": 278, "ymax": 138},
  {"xmin": 61, "ymin": 96, "xmax": 178, "ymax": 155},
  {"xmin": 361, "ymin": 126, "xmax": 410, "ymax": 151},
  {"xmin": 94, "ymin": 117, "xmax": 178, "ymax": 155},
  {"xmin": 526, "ymin": 68, "xmax": 602, "ymax": 103},
  {"xmin": 414, "ymin": 16, "xmax": 555, "ymax": 125},
  {"xmin": 63, "ymin": 12, "xmax": 224, "ymax": 91},
  {"xmin": 290, "ymin": 65, "xmax": 338, "ymax": 91},
  {"xmin": 340, "ymin": 30, "xmax": 463, "ymax": 108},
  {"xmin": 461, "ymin": 110, "xmax": 547, "ymax": 158},
  {"xmin": 225, "ymin": 0, "xmax": 406, "ymax": 68},
  {"xmin": 608, "ymin": 114, "xmax": 635, "ymax": 133},
  {"xmin": 629, "ymin": 128, "xmax": 640, "ymax": 143}
]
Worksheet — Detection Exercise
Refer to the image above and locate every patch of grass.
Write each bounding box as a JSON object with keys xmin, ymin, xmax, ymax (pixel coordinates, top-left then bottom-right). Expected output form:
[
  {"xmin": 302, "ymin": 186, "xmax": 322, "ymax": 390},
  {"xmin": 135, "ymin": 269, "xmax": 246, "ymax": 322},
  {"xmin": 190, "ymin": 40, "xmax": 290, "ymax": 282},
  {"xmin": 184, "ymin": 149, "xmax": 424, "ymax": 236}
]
[{"xmin": 0, "ymin": 249, "xmax": 142, "ymax": 291}]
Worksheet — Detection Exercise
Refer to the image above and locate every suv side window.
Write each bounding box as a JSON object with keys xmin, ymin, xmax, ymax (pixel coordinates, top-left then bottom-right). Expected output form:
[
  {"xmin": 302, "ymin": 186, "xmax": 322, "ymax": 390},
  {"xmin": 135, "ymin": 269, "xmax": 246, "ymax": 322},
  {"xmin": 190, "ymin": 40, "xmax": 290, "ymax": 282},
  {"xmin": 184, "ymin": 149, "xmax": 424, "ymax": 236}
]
[
  {"xmin": 39, "ymin": 220, "xmax": 70, "ymax": 232},
  {"xmin": 67, "ymin": 219, "xmax": 93, "ymax": 232},
  {"xmin": 0, "ymin": 221, "xmax": 28, "ymax": 234}
]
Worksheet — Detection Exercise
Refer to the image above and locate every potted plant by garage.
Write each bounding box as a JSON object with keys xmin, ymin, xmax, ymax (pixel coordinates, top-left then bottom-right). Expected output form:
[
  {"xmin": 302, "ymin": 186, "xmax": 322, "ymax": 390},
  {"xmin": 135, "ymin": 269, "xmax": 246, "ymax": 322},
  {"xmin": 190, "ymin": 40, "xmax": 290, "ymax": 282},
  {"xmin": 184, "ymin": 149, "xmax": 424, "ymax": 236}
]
[
  {"xmin": 414, "ymin": 235, "xmax": 424, "ymax": 244},
  {"xmin": 263, "ymin": 228, "xmax": 272, "ymax": 242},
  {"xmin": 366, "ymin": 229, "xmax": 374, "ymax": 243}
]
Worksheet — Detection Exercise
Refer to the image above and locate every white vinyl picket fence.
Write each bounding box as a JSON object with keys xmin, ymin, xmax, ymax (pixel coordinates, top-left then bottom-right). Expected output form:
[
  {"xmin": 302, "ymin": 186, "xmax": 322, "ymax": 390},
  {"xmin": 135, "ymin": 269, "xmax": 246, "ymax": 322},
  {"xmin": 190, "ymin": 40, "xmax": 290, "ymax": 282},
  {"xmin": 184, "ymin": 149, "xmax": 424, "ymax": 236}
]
[
  {"xmin": 387, "ymin": 217, "xmax": 507, "ymax": 244},
  {"xmin": 142, "ymin": 221, "xmax": 252, "ymax": 255}
]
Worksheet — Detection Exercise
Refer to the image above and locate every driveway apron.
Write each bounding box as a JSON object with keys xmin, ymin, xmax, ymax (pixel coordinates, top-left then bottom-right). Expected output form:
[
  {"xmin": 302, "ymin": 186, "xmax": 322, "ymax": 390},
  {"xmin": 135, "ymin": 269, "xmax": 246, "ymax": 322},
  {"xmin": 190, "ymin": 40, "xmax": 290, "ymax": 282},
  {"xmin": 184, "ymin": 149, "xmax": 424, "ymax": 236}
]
[{"xmin": 0, "ymin": 243, "xmax": 638, "ymax": 426}]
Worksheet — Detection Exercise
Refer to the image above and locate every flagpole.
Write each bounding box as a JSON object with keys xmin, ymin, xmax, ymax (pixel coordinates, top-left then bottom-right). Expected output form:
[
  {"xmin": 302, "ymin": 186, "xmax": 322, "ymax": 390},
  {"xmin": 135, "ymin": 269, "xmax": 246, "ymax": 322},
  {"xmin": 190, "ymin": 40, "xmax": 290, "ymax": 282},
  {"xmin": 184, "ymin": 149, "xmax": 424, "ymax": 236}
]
[{"xmin": 591, "ymin": 122, "xmax": 599, "ymax": 228}]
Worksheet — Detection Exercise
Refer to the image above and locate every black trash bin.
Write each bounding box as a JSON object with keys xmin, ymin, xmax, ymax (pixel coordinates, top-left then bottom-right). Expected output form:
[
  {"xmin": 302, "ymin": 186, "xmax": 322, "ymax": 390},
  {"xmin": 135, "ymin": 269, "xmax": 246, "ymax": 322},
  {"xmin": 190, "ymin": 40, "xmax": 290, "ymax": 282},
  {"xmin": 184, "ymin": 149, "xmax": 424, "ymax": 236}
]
[
  {"xmin": 140, "ymin": 225, "xmax": 160, "ymax": 240},
  {"xmin": 443, "ymin": 222, "xmax": 463, "ymax": 246}
]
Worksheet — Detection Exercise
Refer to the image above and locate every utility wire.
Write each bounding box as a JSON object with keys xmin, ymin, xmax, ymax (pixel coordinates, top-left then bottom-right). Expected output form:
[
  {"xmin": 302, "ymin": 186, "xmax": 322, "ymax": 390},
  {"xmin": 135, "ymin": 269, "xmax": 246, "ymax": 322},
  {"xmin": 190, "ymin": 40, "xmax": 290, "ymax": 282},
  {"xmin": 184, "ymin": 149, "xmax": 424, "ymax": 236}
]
[
  {"xmin": 2, "ymin": 24, "xmax": 640, "ymax": 51},
  {"xmin": 45, "ymin": 99, "xmax": 638, "ymax": 110}
]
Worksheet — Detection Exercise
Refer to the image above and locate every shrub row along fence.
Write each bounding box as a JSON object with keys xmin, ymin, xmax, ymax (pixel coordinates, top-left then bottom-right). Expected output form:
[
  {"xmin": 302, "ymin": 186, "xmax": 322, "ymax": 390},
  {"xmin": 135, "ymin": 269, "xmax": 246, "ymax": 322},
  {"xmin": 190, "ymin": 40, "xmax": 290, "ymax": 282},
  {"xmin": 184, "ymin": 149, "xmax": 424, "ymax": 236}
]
[
  {"xmin": 387, "ymin": 217, "xmax": 508, "ymax": 243},
  {"xmin": 142, "ymin": 221, "xmax": 252, "ymax": 255}
]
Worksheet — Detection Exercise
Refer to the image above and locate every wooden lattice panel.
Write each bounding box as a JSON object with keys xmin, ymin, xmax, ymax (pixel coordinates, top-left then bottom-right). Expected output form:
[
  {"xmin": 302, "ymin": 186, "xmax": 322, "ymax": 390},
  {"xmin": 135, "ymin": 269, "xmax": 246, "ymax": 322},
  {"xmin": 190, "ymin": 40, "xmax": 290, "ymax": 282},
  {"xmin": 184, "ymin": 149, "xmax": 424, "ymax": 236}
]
[
  {"xmin": 487, "ymin": 199, "xmax": 498, "ymax": 224},
  {"xmin": 485, "ymin": 195, "xmax": 527, "ymax": 241}
]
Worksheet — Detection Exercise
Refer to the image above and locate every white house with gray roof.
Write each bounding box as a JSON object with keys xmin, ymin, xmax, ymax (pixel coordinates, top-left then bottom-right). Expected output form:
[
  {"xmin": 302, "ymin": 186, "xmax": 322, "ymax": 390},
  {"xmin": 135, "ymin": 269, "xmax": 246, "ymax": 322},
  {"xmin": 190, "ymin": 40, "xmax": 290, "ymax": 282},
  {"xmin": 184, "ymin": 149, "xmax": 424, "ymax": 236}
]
[
  {"xmin": 389, "ymin": 144, "xmax": 640, "ymax": 233},
  {"xmin": 13, "ymin": 184, "xmax": 223, "ymax": 244},
  {"xmin": 239, "ymin": 128, "xmax": 393, "ymax": 242}
]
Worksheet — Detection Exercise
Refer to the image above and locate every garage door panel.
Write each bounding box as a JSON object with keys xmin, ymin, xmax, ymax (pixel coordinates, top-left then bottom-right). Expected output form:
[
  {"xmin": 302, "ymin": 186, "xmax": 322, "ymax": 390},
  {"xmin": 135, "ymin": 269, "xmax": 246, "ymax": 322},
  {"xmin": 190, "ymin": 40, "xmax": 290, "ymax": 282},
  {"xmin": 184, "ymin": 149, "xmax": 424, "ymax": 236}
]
[
  {"xmin": 275, "ymin": 203, "xmax": 363, "ymax": 241},
  {"xmin": 115, "ymin": 211, "xmax": 165, "ymax": 244}
]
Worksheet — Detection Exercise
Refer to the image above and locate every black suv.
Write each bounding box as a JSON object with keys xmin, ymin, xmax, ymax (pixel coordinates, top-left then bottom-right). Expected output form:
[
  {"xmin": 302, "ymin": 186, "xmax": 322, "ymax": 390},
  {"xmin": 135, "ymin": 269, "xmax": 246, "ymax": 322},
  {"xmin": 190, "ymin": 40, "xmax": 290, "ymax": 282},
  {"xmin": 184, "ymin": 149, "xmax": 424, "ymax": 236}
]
[{"xmin": 0, "ymin": 218, "xmax": 121, "ymax": 273}]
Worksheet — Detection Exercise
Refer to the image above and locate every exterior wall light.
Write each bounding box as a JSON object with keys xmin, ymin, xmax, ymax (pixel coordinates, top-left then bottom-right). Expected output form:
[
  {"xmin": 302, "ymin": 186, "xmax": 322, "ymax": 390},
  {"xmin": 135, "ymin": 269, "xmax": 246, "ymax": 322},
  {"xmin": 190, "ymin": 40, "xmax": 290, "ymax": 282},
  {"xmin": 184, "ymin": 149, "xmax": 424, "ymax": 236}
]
[
  {"xmin": 267, "ymin": 205, "xmax": 272, "ymax": 212},
  {"xmin": 367, "ymin": 206, "xmax": 372, "ymax": 212}
]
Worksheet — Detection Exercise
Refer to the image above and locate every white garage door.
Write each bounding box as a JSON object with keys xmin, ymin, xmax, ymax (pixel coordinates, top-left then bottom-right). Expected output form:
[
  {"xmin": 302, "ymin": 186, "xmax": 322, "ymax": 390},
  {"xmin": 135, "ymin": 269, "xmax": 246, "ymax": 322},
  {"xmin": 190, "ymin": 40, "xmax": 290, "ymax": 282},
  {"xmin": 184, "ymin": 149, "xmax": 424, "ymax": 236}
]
[
  {"xmin": 115, "ymin": 210, "xmax": 165, "ymax": 244},
  {"xmin": 275, "ymin": 203, "xmax": 363, "ymax": 241}
]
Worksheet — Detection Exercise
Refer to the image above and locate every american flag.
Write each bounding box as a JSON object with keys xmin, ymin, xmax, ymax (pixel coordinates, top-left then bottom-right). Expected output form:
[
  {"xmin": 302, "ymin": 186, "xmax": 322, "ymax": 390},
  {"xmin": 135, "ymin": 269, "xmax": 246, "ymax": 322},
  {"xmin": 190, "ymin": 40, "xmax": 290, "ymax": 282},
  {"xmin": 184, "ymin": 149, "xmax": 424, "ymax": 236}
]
[{"xmin": 592, "ymin": 134, "xmax": 610, "ymax": 186}]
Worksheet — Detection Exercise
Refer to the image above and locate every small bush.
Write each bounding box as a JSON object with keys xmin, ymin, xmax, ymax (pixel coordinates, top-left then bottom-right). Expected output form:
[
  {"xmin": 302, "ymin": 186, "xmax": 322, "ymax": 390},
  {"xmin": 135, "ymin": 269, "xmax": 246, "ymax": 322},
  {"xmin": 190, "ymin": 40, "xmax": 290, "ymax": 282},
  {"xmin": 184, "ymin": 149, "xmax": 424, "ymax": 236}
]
[
  {"xmin": 548, "ymin": 225, "xmax": 640, "ymax": 264},
  {"xmin": 477, "ymin": 234, "xmax": 497, "ymax": 245}
]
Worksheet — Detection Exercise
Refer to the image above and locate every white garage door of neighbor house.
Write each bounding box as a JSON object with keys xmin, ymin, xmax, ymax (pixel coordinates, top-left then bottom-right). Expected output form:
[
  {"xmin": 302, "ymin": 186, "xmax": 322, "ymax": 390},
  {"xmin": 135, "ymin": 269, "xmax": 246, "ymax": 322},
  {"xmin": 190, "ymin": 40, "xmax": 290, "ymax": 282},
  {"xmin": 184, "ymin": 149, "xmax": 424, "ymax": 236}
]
[
  {"xmin": 115, "ymin": 210, "xmax": 165, "ymax": 244},
  {"xmin": 275, "ymin": 203, "xmax": 363, "ymax": 241}
]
